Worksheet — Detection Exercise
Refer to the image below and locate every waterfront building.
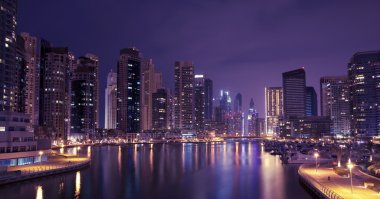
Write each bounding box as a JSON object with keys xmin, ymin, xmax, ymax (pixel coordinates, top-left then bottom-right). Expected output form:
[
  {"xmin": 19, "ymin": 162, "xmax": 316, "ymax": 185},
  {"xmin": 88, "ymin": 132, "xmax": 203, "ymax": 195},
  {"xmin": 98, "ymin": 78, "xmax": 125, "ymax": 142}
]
[
  {"xmin": 105, "ymin": 70, "xmax": 117, "ymax": 129},
  {"xmin": 348, "ymin": 51, "xmax": 380, "ymax": 136},
  {"xmin": 174, "ymin": 61, "xmax": 194, "ymax": 130},
  {"xmin": 305, "ymin": 86, "xmax": 317, "ymax": 116},
  {"xmin": 320, "ymin": 76, "xmax": 350, "ymax": 137},
  {"xmin": 40, "ymin": 47, "xmax": 74, "ymax": 141},
  {"xmin": 117, "ymin": 48, "xmax": 141, "ymax": 133},
  {"xmin": 204, "ymin": 78, "xmax": 213, "ymax": 121},
  {"xmin": 194, "ymin": 74, "xmax": 205, "ymax": 133},
  {"xmin": 70, "ymin": 55, "xmax": 99, "ymax": 140},
  {"xmin": 280, "ymin": 116, "xmax": 331, "ymax": 138},
  {"xmin": 152, "ymin": 89, "xmax": 168, "ymax": 130},
  {"xmin": 20, "ymin": 33, "xmax": 40, "ymax": 126},
  {"xmin": 264, "ymin": 87, "xmax": 283, "ymax": 136},
  {"xmin": 0, "ymin": 0, "xmax": 18, "ymax": 112},
  {"xmin": 141, "ymin": 59, "xmax": 162, "ymax": 131},
  {"xmin": 282, "ymin": 68, "xmax": 306, "ymax": 118},
  {"xmin": 0, "ymin": 111, "xmax": 49, "ymax": 166}
]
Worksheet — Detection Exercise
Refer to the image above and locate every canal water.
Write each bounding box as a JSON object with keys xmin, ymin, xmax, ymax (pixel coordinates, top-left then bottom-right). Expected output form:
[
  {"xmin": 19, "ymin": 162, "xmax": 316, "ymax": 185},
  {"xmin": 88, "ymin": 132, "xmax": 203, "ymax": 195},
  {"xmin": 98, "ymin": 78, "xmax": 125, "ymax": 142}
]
[{"xmin": 0, "ymin": 139, "xmax": 312, "ymax": 199}]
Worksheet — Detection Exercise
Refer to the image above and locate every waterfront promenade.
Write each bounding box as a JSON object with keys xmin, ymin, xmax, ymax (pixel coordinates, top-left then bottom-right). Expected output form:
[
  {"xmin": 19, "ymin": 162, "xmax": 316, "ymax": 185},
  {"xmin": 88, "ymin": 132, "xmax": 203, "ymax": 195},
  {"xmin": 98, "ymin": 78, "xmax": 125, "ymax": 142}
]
[
  {"xmin": 299, "ymin": 164, "xmax": 380, "ymax": 199},
  {"xmin": 0, "ymin": 154, "xmax": 90, "ymax": 185}
]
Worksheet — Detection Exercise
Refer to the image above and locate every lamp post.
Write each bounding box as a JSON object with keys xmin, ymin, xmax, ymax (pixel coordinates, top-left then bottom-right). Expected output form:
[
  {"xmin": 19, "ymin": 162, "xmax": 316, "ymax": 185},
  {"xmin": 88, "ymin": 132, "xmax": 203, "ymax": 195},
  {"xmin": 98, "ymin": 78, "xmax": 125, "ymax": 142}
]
[
  {"xmin": 38, "ymin": 151, "xmax": 43, "ymax": 165},
  {"xmin": 347, "ymin": 161, "xmax": 354, "ymax": 194},
  {"xmin": 314, "ymin": 152, "xmax": 319, "ymax": 174}
]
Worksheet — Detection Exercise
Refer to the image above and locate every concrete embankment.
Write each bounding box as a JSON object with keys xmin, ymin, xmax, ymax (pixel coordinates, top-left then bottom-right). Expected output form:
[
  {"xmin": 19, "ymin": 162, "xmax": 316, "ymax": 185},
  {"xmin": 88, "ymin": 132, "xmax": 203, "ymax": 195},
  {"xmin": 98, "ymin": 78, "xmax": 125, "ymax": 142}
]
[
  {"xmin": 298, "ymin": 165, "xmax": 344, "ymax": 199},
  {"xmin": 0, "ymin": 160, "xmax": 90, "ymax": 185}
]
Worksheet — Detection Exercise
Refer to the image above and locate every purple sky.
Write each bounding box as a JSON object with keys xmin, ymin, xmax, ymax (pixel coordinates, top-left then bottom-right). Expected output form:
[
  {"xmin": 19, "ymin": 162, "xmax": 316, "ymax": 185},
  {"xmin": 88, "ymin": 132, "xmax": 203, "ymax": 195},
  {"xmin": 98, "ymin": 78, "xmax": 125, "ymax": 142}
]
[{"xmin": 18, "ymin": 0, "xmax": 380, "ymax": 128}]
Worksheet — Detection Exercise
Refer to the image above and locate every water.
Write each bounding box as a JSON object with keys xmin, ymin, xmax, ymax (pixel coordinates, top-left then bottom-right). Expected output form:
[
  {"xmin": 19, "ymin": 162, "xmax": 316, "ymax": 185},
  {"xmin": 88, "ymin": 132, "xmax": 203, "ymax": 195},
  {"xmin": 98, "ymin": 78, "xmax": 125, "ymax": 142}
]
[{"xmin": 0, "ymin": 140, "xmax": 312, "ymax": 199}]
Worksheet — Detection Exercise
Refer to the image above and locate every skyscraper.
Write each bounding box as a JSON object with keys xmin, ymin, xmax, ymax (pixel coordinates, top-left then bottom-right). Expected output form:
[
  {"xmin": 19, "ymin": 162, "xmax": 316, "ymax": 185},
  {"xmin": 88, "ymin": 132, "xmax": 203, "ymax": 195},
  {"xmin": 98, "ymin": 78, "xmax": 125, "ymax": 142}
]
[
  {"xmin": 194, "ymin": 74, "xmax": 205, "ymax": 133},
  {"xmin": 305, "ymin": 86, "xmax": 317, "ymax": 116},
  {"xmin": 282, "ymin": 68, "xmax": 306, "ymax": 118},
  {"xmin": 265, "ymin": 87, "xmax": 283, "ymax": 135},
  {"xmin": 105, "ymin": 70, "xmax": 117, "ymax": 129},
  {"xmin": 0, "ymin": 0, "xmax": 18, "ymax": 112},
  {"xmin": 70, "ymin": 55, "xmax": 99, "ymax": 139},
  {"xmin": 152, "ymin": 89, "xmax": 168, "ymax": 130},
  {"xmin": 247, "ymin": 98, "xmax": 258, "ymax": 135},
  {"xmin": 117, "ymin": 48, "xmax": 141, "ymax": 133},
  {"xmin": 217, "ymin": 90, "xmax": 233, "ymax": 134},
  {"xmin": 40, "ymin": 47, "xmax": 74, "ymax": 141},
  {"xmin": 174, "ymin": 61, "xmax": 194, "ymax": 130},
  {"xmin": 204, "ymin": 78, "xmax": 213, "ymax": 121},
  {"xmin": 348, "ymin": 51, "xmax": 380, "ymax": 136},
  {"xmin": 141, "ymin": 59, "xmax": 162, "ymax": 131},
  {"xmin": 320, "ymin": 76, "xmax": 350, "ymax": 136},
  {"xmin": 232, "ymin": 93, "xmax": 243, "ymax": 135},
  {"xmin": 20, "ymin": 32, "xmax": 40, "ymax": 126}
]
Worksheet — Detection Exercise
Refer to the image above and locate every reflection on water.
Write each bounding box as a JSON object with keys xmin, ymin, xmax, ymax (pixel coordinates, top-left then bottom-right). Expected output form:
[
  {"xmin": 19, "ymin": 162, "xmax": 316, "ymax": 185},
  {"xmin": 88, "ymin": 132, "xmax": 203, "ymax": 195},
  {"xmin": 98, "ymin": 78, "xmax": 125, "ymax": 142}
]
[
  {"xmin": 0, "ymin": 140, "xmax": 311, "ymax": 199},
  {"xmin": 75, "ymin": 171, "xmax": 81, "ymax": 198},
  {"xmin": 36, "ymin": 185, "xmax": 43, "ymax": 199}
]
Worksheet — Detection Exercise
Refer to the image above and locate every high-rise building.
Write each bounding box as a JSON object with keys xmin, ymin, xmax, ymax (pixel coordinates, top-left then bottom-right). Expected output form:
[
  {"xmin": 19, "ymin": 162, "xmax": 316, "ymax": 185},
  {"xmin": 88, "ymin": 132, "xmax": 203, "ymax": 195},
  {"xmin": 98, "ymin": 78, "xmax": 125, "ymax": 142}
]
[
  {"xmin": 282, "ymin": 68, "xmax": 306, "ymax": 118},
  {"xmin": 247, "ymin": 98, "xmax": 259, "ymax": 135},
  {"xmin": 265, "ymin": 87, "xmax": 283, "ymax": 135},
  {"xmin": 320, "ymin": 76, "xmax": 350, "ymax": 136},
  {"xmin": 40, "ymin": 47, "xmax": 74, "ymax": 141},
  {"xmin": 174, "ymin": 61, "xmax": 194, "ymax": 130},
  {"xmin": 204, "ymin": 78, "xmax": 213, "ymax": 121},
  {"xmin": 194, "ymin": 74, "xmax": 205, "ymax": 133},
  {"xmin": 70, "ymin": 55, "xmax": 99, "ymax": 140},
  {"xmin": 232, "ymin": 93, "xmax": 243, "ymax": 135},
  {"xmin": 105, "ymin": 70, "xmax": 117, "ymax": 129},
  {"xmin": 15, "ymin": 35, "xmax": 26, "ymax": 113},
  {"xmin": 117, "ymin": 48, "xmax": 141, "ymax": 133},
  {"xmin": 152, "ymin": 89, "xmax": 168, "ymax": 130},
  {"xmin": 305, "ymin": 86, "xmax": 317, "ymax": 116},
  {"xmin": 217, "ymin": 90, "xmax": 233, "ymax": 134},
  {"xmin": 348, "ymin": 51, "xmax": 380, "ymax": 136},
  {"xmin": 20, "ymin": 33, "xmax": 40, "ymax": 126},
  {"xmin": 141, "ymin": 59, "xmax": 162, "ymax": 131},
  {"xmin": 0, "ymin": 0, "xmax": 18, "ymax": 112}
]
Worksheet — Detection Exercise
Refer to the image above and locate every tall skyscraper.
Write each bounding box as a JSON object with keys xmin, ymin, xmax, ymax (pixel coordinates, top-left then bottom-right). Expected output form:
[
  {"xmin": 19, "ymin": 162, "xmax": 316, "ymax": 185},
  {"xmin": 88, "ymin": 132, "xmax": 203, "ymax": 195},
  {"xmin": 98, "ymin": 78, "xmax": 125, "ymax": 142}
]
[
  {"xmin": 305, "ymin": 86, "xmax": 317, "ymax": 116},
  {"xmin": 15, "ymin": 34, "xmax": 26, "ymax": 113},
  {"xmin": 194, "ymin": 74, "xmax": 205, "ymax": 133},
  {"xmin": 20, "ymin": 33, "xmax": 40, "ymax": 126},
  {"xmin": 0, "ymin": 0, "xmax": 18, "ymax": 112},
  {"xmin": 70, "ymin": 55, "xmax": 99, "ymax": 139},
  {"xmin": 141, "ymin": 59, "xmax": 162, "ymax": 131},
  {"xmin": 152, "ymin": 89, "xmax": 168, "ymax": 130},
  {"xmin": 204, "ymin": 78, "xmax": 213, "ymax": 121},
  {"xmin": 320, "ymin": 76, "xmax": 350, "ymax": 136},
  {"xmin": 174, "ymin": 61, "xmax": 194, "ymax": 130},
  {"xmin": 282, "ymin": 68, "xmax": 306, "ymax": 118},
  {"xmin": 105, "ymin": 70, "xmax": 117, "ymax": 129},
  {"xmin": 247, "ymin": 98, "xmax": 258, "ymax": 135},
  {"xmin": 40, "ymin": 47, "xmax": 74, "ymax": 141},
  {"xmin": 232, "ymin": 93, "xmax": 243, "ymax": 135},
  {"xmin": 348, "ymin": 51, "xmax": 380, "ymax": 136},
  {"xmin": 265, "ymin": 87, "xmax": 283, "ymax": 135},
  {"xmin": 217, "ymin": 90, "xmax": 233, "ymax": 134},
  {"xmin": 117, "ymin": 48, "xmax": 141, "ymax": 133}
]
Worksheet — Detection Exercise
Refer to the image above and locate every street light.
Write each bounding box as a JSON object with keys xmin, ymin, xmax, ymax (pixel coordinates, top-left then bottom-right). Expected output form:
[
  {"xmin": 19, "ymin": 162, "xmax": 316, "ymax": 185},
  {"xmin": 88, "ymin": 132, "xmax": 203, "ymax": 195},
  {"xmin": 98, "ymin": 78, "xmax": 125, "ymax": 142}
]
[
  {"xmin": 39, "ymin": 151, "xmax": 43, "ymax": 164},
  {"xmin": 347, "ymin": 160, "xmax": 354, "ymax": 194},
  {"xmin": 314, "ymin": 152, "xmax": 319, "ymax": 174}
]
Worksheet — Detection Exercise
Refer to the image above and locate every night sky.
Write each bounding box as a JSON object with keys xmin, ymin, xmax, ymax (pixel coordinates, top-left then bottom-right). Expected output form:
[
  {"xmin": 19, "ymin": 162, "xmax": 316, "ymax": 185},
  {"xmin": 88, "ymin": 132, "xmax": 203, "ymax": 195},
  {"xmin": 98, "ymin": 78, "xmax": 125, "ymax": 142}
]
[{"xmin": 18, "ymin": 0, "xmax": 380, "ymax": 128}]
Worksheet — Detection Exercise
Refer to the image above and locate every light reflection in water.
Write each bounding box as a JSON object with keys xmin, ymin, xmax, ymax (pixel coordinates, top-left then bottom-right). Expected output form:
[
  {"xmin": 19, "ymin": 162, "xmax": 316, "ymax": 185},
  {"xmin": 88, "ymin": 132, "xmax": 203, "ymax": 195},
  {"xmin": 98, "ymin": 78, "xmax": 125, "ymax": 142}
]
[
  {"xmin": 36, "ymin": 185, "xmax": 43, "ymax": 199},
  {"xmin": 118, "ymin": 146, "xmax": 121, "ymax": 174},
  {"xmin": 87, "ymin": 146, "xmax": 91, "ymax": 157},
  {"xmin": 150, "ymin": 144, "xmax": 154, "ymax": 173},
  {"xmin": 75, "ymin": 171, "xmax": 81, "ymax": 198}
]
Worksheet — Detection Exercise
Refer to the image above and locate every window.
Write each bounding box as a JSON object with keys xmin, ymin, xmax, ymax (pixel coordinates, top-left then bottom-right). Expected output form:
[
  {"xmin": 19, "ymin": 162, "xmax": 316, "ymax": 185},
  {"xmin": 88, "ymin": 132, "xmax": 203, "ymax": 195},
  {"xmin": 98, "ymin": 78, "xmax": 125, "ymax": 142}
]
[{"xmin": 0, "ymin": 126, "xmax": 5, "ymax": 132}]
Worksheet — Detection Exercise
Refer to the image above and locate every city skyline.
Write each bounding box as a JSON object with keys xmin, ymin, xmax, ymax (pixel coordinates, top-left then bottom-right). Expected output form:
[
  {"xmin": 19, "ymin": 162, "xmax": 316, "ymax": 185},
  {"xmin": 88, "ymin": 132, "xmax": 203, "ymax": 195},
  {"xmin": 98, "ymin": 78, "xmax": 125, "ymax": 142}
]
[{"xmin": 17, "ymin": 1, "xmax": 380, "ymax": 127}]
